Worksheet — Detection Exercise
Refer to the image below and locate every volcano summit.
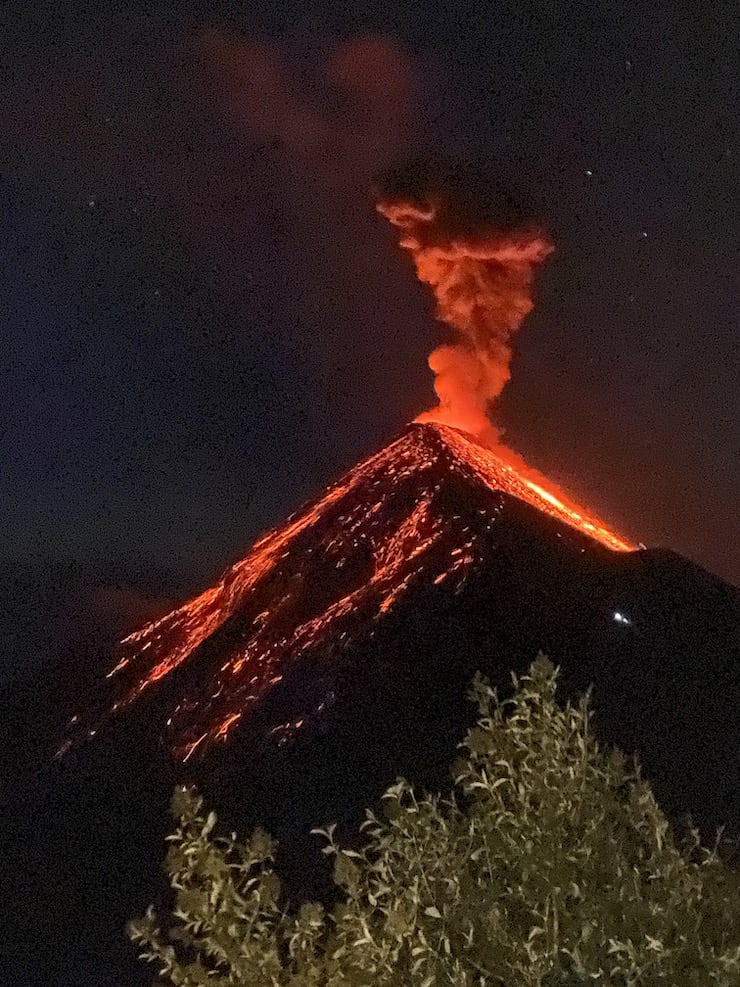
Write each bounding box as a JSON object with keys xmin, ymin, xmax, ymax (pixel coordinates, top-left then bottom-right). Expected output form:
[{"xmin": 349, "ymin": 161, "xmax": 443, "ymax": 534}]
[{"xmin": 74, "ymin": 422, "xmax": 634, "ymax": 762}]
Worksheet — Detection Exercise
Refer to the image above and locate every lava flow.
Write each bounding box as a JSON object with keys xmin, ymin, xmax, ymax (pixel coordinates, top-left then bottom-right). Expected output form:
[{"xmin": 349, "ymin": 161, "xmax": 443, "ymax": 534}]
[{"xmin": 77, "ymin": 422, "xmax": 633, "ymax": 762}]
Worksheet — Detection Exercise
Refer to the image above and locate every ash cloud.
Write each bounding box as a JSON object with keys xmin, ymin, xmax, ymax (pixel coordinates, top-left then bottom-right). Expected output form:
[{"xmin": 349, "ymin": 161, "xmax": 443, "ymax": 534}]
[
  {"xmin": 201, "ymin": 32, "xmax": 417, "ymax": 182},
  {"xmin": 375, "ymin": 161, "xmax": 553, "ymax": 443}
]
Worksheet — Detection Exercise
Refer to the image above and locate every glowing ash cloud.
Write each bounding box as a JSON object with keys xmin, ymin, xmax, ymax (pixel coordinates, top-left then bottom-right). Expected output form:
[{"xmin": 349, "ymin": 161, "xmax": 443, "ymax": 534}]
[
  {"xmin": 375, "ymin": 164, "xmax": 553, "ymax": 442},
  {"xmin": 201, "ymin": 31, "xmax": 416, "ymax": 180}
]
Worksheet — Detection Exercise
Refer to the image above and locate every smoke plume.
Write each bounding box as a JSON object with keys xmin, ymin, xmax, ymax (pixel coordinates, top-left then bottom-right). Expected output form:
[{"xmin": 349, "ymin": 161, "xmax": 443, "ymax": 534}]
[{"xmin": 376, "ymin": 162, "xmax": 553, "ymax": 443}]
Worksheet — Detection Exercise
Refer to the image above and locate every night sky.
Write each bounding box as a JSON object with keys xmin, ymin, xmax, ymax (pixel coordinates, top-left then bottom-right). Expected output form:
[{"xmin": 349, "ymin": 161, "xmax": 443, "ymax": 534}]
[{"xmin": 2, "ymin": 0, "xmax": 738, "ymax": 682}]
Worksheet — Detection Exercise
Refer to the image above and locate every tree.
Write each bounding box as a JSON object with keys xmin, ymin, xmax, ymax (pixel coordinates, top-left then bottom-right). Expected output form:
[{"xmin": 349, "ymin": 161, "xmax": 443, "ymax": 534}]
[{"xmin": 130, "ymin": 657, "xmax": 740, "ymax": 985}]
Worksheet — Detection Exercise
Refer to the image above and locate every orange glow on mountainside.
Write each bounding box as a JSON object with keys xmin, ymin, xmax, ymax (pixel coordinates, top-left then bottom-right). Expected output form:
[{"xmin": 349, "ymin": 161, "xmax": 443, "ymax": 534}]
[
  {"xmin": 79, "ymin": 422, "xmax": 634, "ymax": 762},
  {"xmin": 434, "ymin": 426, "xmax": 633, "ymax": 553}
]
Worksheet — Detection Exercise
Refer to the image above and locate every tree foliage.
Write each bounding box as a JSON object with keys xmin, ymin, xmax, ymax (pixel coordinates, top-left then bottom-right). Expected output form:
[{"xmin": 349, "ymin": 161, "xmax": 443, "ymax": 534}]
[{"xmin": 130, "ymin": 657, "xmax": 740, "ymax": 985}]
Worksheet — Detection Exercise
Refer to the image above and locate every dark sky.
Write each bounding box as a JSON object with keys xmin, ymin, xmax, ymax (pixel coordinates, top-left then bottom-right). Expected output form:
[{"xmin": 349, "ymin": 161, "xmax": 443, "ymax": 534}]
[{"xmin": 2, "ymin": 0, "xmax": 738, "ymax": 679}]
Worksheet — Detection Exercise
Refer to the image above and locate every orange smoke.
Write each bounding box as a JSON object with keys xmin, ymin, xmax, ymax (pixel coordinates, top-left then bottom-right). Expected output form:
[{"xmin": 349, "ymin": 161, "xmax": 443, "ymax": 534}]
[
  {"xmin": 376, "ymin": 170, "xmax": 553, "ymax": 442},
  {"xmin": 375, "ymin": 165, "xmax": 633, "ymax": 544},
  {"xmin": 201, "ymin": 31, "xmax": 416, "ymax": 178}
]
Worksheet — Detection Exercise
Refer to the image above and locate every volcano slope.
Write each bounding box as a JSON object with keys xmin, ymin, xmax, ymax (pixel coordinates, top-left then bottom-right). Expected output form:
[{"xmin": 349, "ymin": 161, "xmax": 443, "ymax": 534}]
[{"xmin": 4, "ymin": 423, "xmax": 739, "ymax": 986}]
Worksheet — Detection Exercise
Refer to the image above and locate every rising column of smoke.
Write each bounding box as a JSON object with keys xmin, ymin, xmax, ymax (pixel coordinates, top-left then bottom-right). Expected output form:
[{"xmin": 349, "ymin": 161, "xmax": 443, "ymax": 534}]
[{"xmin": 375, "ymin": 164, "xmax": 554, "ymax": 444}]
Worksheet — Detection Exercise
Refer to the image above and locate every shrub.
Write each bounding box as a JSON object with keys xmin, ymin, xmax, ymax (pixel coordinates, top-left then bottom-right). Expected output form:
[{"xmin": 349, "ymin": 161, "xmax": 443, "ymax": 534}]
[{"xmin": 130, "ymin": 656, "xmax": 740, "ymax": 985}]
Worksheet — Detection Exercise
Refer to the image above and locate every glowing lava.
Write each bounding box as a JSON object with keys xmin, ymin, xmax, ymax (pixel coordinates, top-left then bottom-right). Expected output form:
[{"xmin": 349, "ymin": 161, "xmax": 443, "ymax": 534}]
[
  {"xmin": 75, "ymin": 422, "xmax": 634, "ymax": 762},
  {"xmin": 435, "ymin": 426, "xmax": 633, "ymax": 553}
]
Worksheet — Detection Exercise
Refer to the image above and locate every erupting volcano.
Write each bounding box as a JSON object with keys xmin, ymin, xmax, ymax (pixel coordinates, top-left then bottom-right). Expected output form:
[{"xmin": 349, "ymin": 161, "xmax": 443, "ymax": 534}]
[{"xmin": 64, "ymin": 165, "xmax": 642, "ymax": 763}]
